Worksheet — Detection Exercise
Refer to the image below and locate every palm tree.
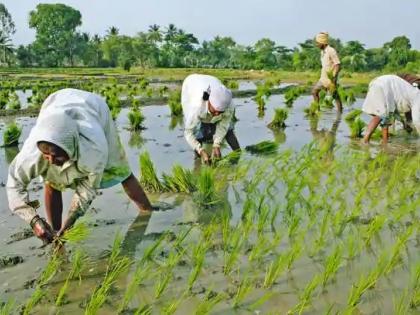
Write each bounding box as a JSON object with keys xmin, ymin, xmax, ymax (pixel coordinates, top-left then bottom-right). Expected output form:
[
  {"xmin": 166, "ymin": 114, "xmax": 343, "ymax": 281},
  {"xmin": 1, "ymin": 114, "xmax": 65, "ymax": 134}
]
[
  {"xmin": 0, "ymin": 34, "xmax": 13, "ymax": 65},
  {"xmin": 147, "ymin": 24, "xmax": 162, "ymax": 43},
  {"xmin": 106, "ymin": 26, "xmax": 119, "ymax": 37}
]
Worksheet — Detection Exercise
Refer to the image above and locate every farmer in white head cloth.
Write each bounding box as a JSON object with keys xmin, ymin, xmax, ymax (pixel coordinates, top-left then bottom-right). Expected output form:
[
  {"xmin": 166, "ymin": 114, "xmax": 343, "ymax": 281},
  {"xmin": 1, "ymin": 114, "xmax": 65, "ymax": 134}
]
[
  {"xmin": 7, "ymin": 89, "xmax": 153, "ymax": 244},
  {"xmin": 181, "ymin": 74, "xmax": 240, "ymax": 164},
  {"xmin": 312, "ymin": 32, "xmax": 343, "ymax": 112},
  {"xmin": 362, "ymin": 74, "xmax": 420, "ymax": 143}
]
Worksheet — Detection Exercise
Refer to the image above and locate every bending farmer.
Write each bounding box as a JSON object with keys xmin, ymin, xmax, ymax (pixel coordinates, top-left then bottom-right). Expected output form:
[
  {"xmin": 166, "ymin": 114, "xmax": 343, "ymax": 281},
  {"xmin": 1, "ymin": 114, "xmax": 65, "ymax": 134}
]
[
  {"xmin": 362, "ymin": 75, "xmax": 420, "ymax": 143},
  {"xmin": 181, "ymin": 74, "xmax": 240, "ymax": 164},
  {"xmin": 312, "ymin": 32, "xmax": 343, "ymax": 112},
  {"xmin": 7, "ymin": 89, "xmax": 153, "ymax": 244}
]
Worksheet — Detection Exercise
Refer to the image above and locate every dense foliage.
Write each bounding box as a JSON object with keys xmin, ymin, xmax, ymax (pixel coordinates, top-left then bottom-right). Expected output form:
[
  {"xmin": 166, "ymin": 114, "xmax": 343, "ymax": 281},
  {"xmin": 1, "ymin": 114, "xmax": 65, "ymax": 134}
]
[{"xmin": 1, "ymin": 3, "xmax": 419, "ymax": 72}]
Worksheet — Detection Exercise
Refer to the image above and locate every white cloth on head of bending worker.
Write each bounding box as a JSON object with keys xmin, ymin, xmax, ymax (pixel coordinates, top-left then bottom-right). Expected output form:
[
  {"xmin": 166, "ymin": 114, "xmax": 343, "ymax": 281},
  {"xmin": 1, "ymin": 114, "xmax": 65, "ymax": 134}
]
[
  {"xmin": 7, "ymin": 88, "xmax": 131, "ymax": 223},
  {"xmin": 362, "ymin": 74, "xmax": 420, "ymax": 132},
  {"xmin": 181, "ymin": 74, "xmax": 234, "ymax": 152}
]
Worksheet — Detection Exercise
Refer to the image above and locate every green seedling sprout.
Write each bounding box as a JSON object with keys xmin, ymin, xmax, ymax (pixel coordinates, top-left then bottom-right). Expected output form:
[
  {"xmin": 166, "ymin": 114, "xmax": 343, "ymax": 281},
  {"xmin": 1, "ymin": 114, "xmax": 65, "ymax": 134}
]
[
  {"xmin": 162, "ymin": 164, "xmax": 196, "ymax": 193},
  {"xmin": 232, "ymin": 277, "xmax": 253, "ymax": 309},
  {"xmin": 7, "ymin": 92, "xmax": 21, "ymax": 110},
  {"xmin": 393, "ymin": 289, "xmax": 411, "ymax": 315},
  {"xmin": 139, "ymin": 151, "xmax": 164, "ymax": 192},
  {"xmin": 24, "ymin": 254, "xmax": 61, "ymax": 315},
  {"xmin": 195, "ymin": 290, "xmax": 225, "ymax": 315},
  {"xmin": 2, "ymin": 121, "xmax": 22, "ymax": 147},
  {"xmin": 321, "ymin": 245, "xmax": 343, "ymax": 287},
  {"xmin": 344, "ymin": 109, "xmax": 363, "ymax": 123},
  {"xmin": 268, "ymin": 108, "xmax": 288, "ymax": 129},
  {"xmin": 193, "ymin": 166, "xmax": 220, "ymax": 208},
  {"xmin": 263, "ymin": 252, "xmax": 288, "ymax": 288},
  {"xmin": 0, "ymin": 299, "xmax": 15, "ymax": 315},
  {"xmin": 128, "ymin": 107, "xmax": 145, "ymax": 130},
  {"xmin": 85, "ymin": 232, "xmax": 132, "ymax": 315},
  {"xmin": 118, "ymin": 264, "xmax": 151, "ymax": 313},
  {"xmin": 168, "ymin": 90, "xmax": 183, "ymax": 116},
  {"xmin": 188, "ymin": 241, "xmax": 208, "ymax": 291},
  {"xmin": 245, "ymin": 140, "xmax": 279, "ymax": 155},
  {"xmin": 57, "ymin": 221, "xmax": 90, "ymax": 245},
  {"xmin": 56, "ymin": 249, "xmax": 88, "ymax": 306},
  {"xmin": 288, "ymin": 274, "xmax": 322, "ymax": 315},
  {"xmin": 134, "ymin": 304, "xmax": 152, "ymax": 315},
  {"xmin": 304, "ymin": 101, "xmax": 320, "ymax": 117},
  {"xmin": 348, "ymin": 117, "xmax": 366, "ymax": 138}
]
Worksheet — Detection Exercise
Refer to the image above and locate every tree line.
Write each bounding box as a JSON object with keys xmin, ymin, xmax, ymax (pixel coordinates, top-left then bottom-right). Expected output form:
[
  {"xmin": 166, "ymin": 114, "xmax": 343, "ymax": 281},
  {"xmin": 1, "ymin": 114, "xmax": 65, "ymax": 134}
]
[{"xmin": 1, "ymin": 3, "xmax": 419, "ymax": 72}]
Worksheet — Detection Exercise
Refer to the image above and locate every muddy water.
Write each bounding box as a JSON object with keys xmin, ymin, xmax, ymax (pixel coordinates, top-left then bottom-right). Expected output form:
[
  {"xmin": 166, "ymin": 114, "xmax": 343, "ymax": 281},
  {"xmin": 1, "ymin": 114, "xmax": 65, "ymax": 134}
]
[{"xmin": 0, "ymin": 93, "xmax": 419, "ymax": 314}]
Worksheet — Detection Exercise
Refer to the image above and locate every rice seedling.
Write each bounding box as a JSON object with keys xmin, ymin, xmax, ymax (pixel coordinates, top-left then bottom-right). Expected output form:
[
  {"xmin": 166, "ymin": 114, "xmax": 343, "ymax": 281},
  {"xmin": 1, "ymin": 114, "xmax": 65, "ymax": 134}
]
[
  {"xmin": 188, "ymin": 241, "xmax": 208, "ymax": 291},
  {"xmin": 24, "ymin": 254, "xmax": 61, "ymax": 315},
  {"xmin": 128, "ymin": 107, "xmax": 145, "ymax": 130},
  {"xmin": 248, "ymin": 292, "xmax": 274, "ymax": 311},
  {"xmin": 85, "ymin": 232, "xmax": 132, "ymax": 315},
  {"xmin": 345, "ymin": 232, "xmax": 362, "ymax": 260},
  {"xmin": 245, "ymin": 140, "xmax": 279, "ymax": 155},
  {"xmin": 56, "ymin": 249, "xmax": 89, "ymax": 306},
  {"xmin": 284, "ymin": 85, "xmax": 306, "ymax": 107},
  {"xmin": 226, "ymin": 80, "xmax": 239, "ymax": 90},
  {"xmin": 6, "ymin": 92, "xmax": 21, "ymax": 110},
  {"xmin": 168, "ymin": 90, "xmax": 182, "ymax": 116},
  {"xmin": 232, "ymin": 277, "xmax": 253, "ymax": 309},
  {"xmin": 134, "ymin": 304, "xmax": 152, "ymax": 315},
  {"xmin": 223, "ymin": 225, "xmax": 245, "ymax": 275},
  {"xmin": 140, "ymin": 232, "xmax": 166, "ymax": 264},
  {"xmin": 363, "ymin": 215, "xmax": 386, "ymax": 246},
  {"xmin": 139, "ymin": 151, "xmax": 164, "ymax": 192},
  {"xmin": 195, "ymin": 290, "xmax": 225, "ymax": 315},
  {"xmin": 393, "ymin": 289, "xmax": 411, "ymax": 315},
  {"xmin": 268, "ymin": 108, "xmax": 288, "ymax": 129},
  {"xmin": 383, "ymin": 225, "xmax": 414, "ymax": 275},
  {"xmin": 288, "ymin": 274, "xmax": 322, "ymax": 315},
  {"xmin": 0, "ymin": 299, "xmax": 15, "ymax": 315},
  {"xmin": 56, "ymin": 221, "xmax": 90, "ymax": 245},
  {"xmin": 304, "ymin": 101, "xmax": 320, "ymax": 117},
  {"xmin": 163, "ymin": 292, "xmax": 186, "ymax": 315},
  {"xmin": 2, "ymin": 121, "xmax": 22, "ymax": 147},
  {"xmin": 338, "ymin": 87, "xmax": 356, "ymax": 105},
  {"xmin": 348, "ymin": 117, "xmax": 366, "ymax": 138},
  {"xmin": 154, "ymin": 270, "xmax": 173, "ymax": 299},
  {"xmin": 162, "ymin": 164, "xmax": 196, "ymax": 193},
  {"xmin": 409, "ymin": 262, "xmax": 420, "ymax": 308},
  {"xmin": 118, "ymin": 264, "xmax": 151, "ymax": 313},
  {"xmin": 321, "ymin": 245, "xmax": 343, "ymax": 287},
  {"xmin": 344, "ymin": 109, "xmax": 363, "ymax": 123},
  {"xmin": 158, "ymin": 85, "xmax": 169, "ymax": 97},
  {"xmin": 263, "ymin": 252, "xmax": 288, "ymax": 288},
  {"xmin": 193, "ymin": 167, "xmax": 220, "ymax": 208}
]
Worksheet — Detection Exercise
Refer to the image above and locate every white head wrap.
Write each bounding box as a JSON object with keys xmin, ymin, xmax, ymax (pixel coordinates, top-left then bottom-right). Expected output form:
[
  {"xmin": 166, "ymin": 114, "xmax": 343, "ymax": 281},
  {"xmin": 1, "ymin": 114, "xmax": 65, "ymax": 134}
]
[{"xmin": 209, "ymin": 85, "xmax": 232, "ymax": 112}]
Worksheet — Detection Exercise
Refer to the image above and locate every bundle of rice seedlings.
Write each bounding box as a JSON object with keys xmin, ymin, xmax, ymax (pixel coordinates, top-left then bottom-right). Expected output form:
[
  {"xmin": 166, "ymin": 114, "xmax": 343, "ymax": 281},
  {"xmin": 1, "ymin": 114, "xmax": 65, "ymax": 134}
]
[
  {"xmin": 58, "ymin": 221, "xmax": 90, "ymax": 244},
  {"xmin": 2, "ymin": 122, "xmax": 22, "ymax": 147},
  {"xmin": 349, "ymin": 117, "xmax": 366, "ymax": 138},
  {"xmin": 216, "ymin": 150, "xmax": 242, "ymax": 167},
  {"xmin": 284, "ymin": 86, "xmax": 306, "ymax": 107},
  {"xmin": 193, "ymin": 167, "xmax": 220, "ymax": 208},
  {"xmin": 139, "ymin": 151, "xmax": 164, "ymax": 192},
  {"xmin": 304, "ymin": 101, "xmax": 320, "ymax": 117},
  {"xmin": 245, "ymin": 140, "xmax": 279, "ymax": 155},
  {"xmin": 338, "ymin": 87, "xmax": 356, "ymax": 105},
  {"xmin": 344, "ymin": 109, "xmax": 363, "ymax": 123},
  {"xmin": 128, "ymin": 108, "xmax": 145, "ymax": 130},
  {"xmin": 7, "ymin": 92, "xmax": 21, "ymax": 110},
  {"xmin": 168, "ymin": 90, "xmax": 182, "ymax": 116},
  {"xmin": 268, "ymin": 108, "xmax": 288, "ymax": 129},
  {"xmin": 162, "ymin": 164, "xmax": 196, "ymax": 193},
  {"xmin": 226, "ymin": 80, "xmax": 239, "ymax": 90}
]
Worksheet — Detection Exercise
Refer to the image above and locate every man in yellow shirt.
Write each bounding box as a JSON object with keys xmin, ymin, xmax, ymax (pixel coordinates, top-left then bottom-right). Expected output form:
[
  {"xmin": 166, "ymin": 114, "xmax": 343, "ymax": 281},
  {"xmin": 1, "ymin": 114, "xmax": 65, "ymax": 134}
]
[{"xmin": 312, "ymin": 32, "xmax": 343, "ymax": 112}]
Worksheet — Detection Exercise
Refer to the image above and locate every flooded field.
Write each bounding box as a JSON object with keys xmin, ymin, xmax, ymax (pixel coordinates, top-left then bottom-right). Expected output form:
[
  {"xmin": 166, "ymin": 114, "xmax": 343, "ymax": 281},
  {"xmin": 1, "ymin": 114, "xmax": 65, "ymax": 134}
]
[{"xmin": 0, "ymin": 87, "xmax": 419, "ymax": 314}]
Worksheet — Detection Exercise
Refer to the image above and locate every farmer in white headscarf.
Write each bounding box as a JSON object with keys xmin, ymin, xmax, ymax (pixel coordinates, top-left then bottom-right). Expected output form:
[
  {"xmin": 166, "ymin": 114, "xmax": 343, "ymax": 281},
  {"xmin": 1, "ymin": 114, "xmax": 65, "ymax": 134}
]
[
  {"xmin": 312, "ymin": 32, "xmax": 343, "ymax": 112},
  {"xmin": 7, "ymin": 89, "xmax": 153, "ymax": 244},
  {"xmin": 181, "ymin": 74, "xmax": 240, "ymax": 164},
  {"xmin": 362, "ymin": 74, "xmax": 420, "ymax": 143}
]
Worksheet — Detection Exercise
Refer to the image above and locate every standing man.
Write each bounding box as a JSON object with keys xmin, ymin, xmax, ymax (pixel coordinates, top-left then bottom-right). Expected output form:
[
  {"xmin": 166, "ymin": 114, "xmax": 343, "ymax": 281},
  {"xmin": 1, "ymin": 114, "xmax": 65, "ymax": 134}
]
[
  {"xmin": 181, "ymin": 74, "xmax": 240, "ymax": 164},
  {"xmin": 312, "ymin": 32, "xmax": 343, "ymax": 112},
  {"xmin": 362, "ymin": 75, "xmax": 420, "ymax": 144}
]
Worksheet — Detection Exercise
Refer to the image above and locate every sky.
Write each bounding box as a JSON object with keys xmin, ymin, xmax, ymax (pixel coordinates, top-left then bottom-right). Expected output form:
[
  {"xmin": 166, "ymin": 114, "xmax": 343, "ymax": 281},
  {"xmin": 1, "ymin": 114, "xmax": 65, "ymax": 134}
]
[{"xmin": 3, "ymin": 0, "xmax": 420, "ymax": 49}]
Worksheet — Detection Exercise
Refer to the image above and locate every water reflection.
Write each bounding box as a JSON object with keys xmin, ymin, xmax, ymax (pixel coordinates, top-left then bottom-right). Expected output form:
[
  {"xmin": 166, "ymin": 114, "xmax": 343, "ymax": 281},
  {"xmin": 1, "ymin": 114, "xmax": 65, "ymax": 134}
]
[
  {"xmin": 4, "ymin": 146, "xmax": 19, "ymax": 164},
  {"xmin": 309, "ymin": 111, "xmax": 341, "ymax": 159},
  {"xmin": 128, "ymin": 132, "xmax": 145, "ymax": 148}
]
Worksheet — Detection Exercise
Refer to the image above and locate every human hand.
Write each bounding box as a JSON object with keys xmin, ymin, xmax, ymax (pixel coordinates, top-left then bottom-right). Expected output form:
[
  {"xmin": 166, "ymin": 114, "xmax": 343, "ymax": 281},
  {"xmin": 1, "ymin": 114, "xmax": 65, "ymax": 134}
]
[
  {"xmin": 30, "ymin": 215, "xmax": 55, "ymax": 244},
  {"xmin": 199, "ymin": 149, "xmax": 210, "ymax": 165},
  {"xmin": 211, "ymin": 146, "xmax": 222, "ymax": 160}
]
